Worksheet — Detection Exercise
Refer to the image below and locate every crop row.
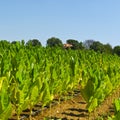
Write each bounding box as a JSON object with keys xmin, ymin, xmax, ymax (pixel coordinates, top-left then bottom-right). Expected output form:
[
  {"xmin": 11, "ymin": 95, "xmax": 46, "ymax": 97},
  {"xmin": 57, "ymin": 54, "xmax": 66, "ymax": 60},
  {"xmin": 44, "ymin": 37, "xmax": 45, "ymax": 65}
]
[{"xmin": 0, "ymin": 44, "xmax": 120, "ymax": 120}]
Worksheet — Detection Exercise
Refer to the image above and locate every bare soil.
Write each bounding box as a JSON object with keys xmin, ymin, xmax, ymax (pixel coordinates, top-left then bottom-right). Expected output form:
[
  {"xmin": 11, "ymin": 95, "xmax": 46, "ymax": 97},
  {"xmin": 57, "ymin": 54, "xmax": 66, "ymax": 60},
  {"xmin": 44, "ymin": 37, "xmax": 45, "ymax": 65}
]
[{"xmin": 10, "ymin": 87, "xmax": 120, "ymax": 120}]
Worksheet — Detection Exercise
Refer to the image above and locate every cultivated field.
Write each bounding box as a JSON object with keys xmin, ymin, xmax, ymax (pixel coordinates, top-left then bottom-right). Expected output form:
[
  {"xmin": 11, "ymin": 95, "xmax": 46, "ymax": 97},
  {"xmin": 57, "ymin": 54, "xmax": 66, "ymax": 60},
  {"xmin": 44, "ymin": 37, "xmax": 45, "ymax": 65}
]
[{"xmin": 0, "ymin": 43, "xmax": 120, "ymax": 120}]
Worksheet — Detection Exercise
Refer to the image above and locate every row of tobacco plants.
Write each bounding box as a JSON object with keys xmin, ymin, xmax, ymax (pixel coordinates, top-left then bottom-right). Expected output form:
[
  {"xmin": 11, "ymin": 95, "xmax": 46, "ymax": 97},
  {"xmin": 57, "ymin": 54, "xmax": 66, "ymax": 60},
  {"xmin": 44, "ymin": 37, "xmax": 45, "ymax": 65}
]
[
  {"xmin": 0, "ymin": 42, "xmax": 120, "ymax": 120},
  {"xmin": 107, "ymin": 98, "xmax": 120, "ymax": 120}
]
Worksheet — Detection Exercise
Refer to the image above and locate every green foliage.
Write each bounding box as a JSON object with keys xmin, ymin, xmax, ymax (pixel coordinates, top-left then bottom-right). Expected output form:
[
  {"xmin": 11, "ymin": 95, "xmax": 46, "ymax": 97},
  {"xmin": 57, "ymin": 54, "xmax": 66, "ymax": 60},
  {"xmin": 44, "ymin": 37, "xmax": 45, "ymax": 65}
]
[
  {"xmin": 80, "ymin": 52, "xmax": 120, "ymax": 112},
  {"xmin": 0, "ymin": 40, "xmax": 10, "ymax": 49},
  {"xmin": 0, "ymin": 77, "xmax": 12, "ymax": 120},
  {"xmin": 113, "ymin": 45, "xmax": 120, "ymax": 56},
  {"xmin": 66, "ymin": 39, "xmax": 80, "ymax": 49},
  {"xmin": 103, "ymin": 43, "xmax": 113, "ymax": 54},
  {"xmin": 107, "ymin": 98, "xmax": 120, "ymax": 120},
  {"xmin": 114, "ymin": 99, "xmax": 120, "ymax": 113},
  {"xmin": 0, "ymin": 41, "xmax": 120, "ymax": 119},
  {"xmin": 90, "ymin": 41, "xmax": 104, "ymax": 53},
  {"xmin": 26, "ymin": 39, "xmax": 42, "ymax": 46},
  {"xmin": 46, "ymin": 37, "xmax": 63, "ymax": 47}
]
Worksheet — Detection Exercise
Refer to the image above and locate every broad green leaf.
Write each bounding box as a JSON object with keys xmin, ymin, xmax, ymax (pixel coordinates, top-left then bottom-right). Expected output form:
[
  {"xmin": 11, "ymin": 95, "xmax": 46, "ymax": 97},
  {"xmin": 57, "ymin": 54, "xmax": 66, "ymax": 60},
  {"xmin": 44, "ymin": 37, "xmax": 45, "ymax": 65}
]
[
  {"xmin": 81, "ymin": 79, "xmax": 94, "ymax": 102},
  {"xmin": 114, "ymin": 99, "xmax": 120, "ymax": 112},
  {"xmin": 87, "ymin": 98, "xmax": 98, "ymax": 113},
  {"xmin": 0, "ymin": 103, "xmax": 12, "ymax": 120}
]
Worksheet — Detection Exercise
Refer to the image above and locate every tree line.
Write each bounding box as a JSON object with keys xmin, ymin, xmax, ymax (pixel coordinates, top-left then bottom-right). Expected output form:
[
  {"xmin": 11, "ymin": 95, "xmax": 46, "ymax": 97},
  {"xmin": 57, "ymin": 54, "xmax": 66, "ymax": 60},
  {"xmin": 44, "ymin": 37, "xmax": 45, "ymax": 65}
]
[{"xmin": 0, "ymin": 37, "xmax": 120, "ymax": 56}]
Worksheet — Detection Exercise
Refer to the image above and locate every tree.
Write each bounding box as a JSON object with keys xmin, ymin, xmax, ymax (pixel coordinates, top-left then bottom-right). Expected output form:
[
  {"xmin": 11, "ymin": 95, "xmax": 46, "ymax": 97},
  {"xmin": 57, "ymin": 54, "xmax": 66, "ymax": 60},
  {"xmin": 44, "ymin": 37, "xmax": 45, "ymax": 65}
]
[
  {"xmin": 83, "ymin": 40, "xmax": 95, "ymax": 49},
  {"xmin": 90, "ymin": 41, "xmax": 104, "ymax": 53},
  {"xmin": 66, "ymin": 39, "xmax": 80, "ymax": 50},
  {"xmin": 113, "ymin": 46, "xmax": 120, "ymax": 56},
  {"xmin": 103, "ymin": 43, "xmax": 113, "ymax": 54},
  {"xmin": 79, "ymin": 42, "xmax": 85, "ymax": 50},
  {"xmin": 46, "ymin": 37, "xmax": 63, "ymax": 47},
  {"xmin": 26, "ymin": 39, "xmax": 42, "ymax": 46}
]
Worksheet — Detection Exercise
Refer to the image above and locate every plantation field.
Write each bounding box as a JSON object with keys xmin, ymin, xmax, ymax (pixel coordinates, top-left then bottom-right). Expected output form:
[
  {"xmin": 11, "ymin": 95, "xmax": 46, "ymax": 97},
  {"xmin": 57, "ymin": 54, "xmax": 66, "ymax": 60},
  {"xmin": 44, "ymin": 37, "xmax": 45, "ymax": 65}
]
[{"xmin": 0, "ymin": 42, "xmax": 120, "ymax": 120}]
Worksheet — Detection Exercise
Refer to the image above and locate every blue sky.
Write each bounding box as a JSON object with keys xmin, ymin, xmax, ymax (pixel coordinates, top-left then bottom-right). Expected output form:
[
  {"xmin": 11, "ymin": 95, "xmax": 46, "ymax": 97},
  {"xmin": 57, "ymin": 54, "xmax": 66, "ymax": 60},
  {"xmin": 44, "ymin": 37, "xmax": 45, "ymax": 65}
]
[{"xmin": 0, "ymin": 0, "xmax": 120, "ymax": 47}]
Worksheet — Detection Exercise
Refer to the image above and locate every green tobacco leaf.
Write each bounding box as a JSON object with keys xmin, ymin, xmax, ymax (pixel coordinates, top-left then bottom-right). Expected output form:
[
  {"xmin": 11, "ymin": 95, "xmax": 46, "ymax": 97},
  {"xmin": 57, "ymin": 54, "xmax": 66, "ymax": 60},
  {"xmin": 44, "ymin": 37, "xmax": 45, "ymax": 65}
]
[
  {"xmin": 0, "ymin": 77, "xmax": 12, "ymax": 120},
  {"xmin": 103, "ymin": 75, "xmax": 113, "ymax": 95},
  {"xmin": 107, "ymin": 116, "xmax": 113, "ymax": 120},
  {"xmin": 41, "ymin": 80, "xmax": 53, "ymax": 107},
  {"xmin": 87, "ymin": 98, "xmax": 98, "ymax": 113},
  {"xmin": 114, "ymin": 111, "xmax": 120, "ymax": 120},
  {"xmin": 0, "ymin": 103, "xmax": 12, "ymax": 120},
  {"xmin": 81, "ymin": 79, "xmax": 94, "ymax": 102},
  {"xmin": 16, "ymin": 90, "xmax": 27, "ymax": 114},
  {"xmin": 16, "ymin": 64, "xmax": 23, "ymax": 83},
  {"xmin": 29, "ymin": 85, "xmax": 39, "ymax": 105},
  {"xmin": 94, "ymin": 88, "xmax": 105, "ymax": 104},
  {"xmin": 114, "ymin": 99, "xmax": 120, "ymax": 112},
  {"xmin": 0, "ymin": 77, "xmax": 6, "ymax": 92}
]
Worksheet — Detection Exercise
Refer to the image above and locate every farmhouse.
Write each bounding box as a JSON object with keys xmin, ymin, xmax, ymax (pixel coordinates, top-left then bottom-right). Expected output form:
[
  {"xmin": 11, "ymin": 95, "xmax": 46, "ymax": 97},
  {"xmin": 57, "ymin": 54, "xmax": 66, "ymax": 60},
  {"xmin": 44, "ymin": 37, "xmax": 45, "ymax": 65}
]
[{"xmin": 63, "ymin": 43, "xmax": 73, "ymax": 49}]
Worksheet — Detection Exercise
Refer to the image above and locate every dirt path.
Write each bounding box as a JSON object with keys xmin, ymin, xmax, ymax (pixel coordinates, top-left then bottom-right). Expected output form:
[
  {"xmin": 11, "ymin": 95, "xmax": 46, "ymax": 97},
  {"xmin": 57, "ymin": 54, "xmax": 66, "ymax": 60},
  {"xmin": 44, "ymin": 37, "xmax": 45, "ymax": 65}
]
[
  {"xmin": 29, "ymin": 93, "xmax": 88, "ymax": 120},
  {"xmin": 29, "ymin": 87, "xmax": 120, "ymax": 120}
]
